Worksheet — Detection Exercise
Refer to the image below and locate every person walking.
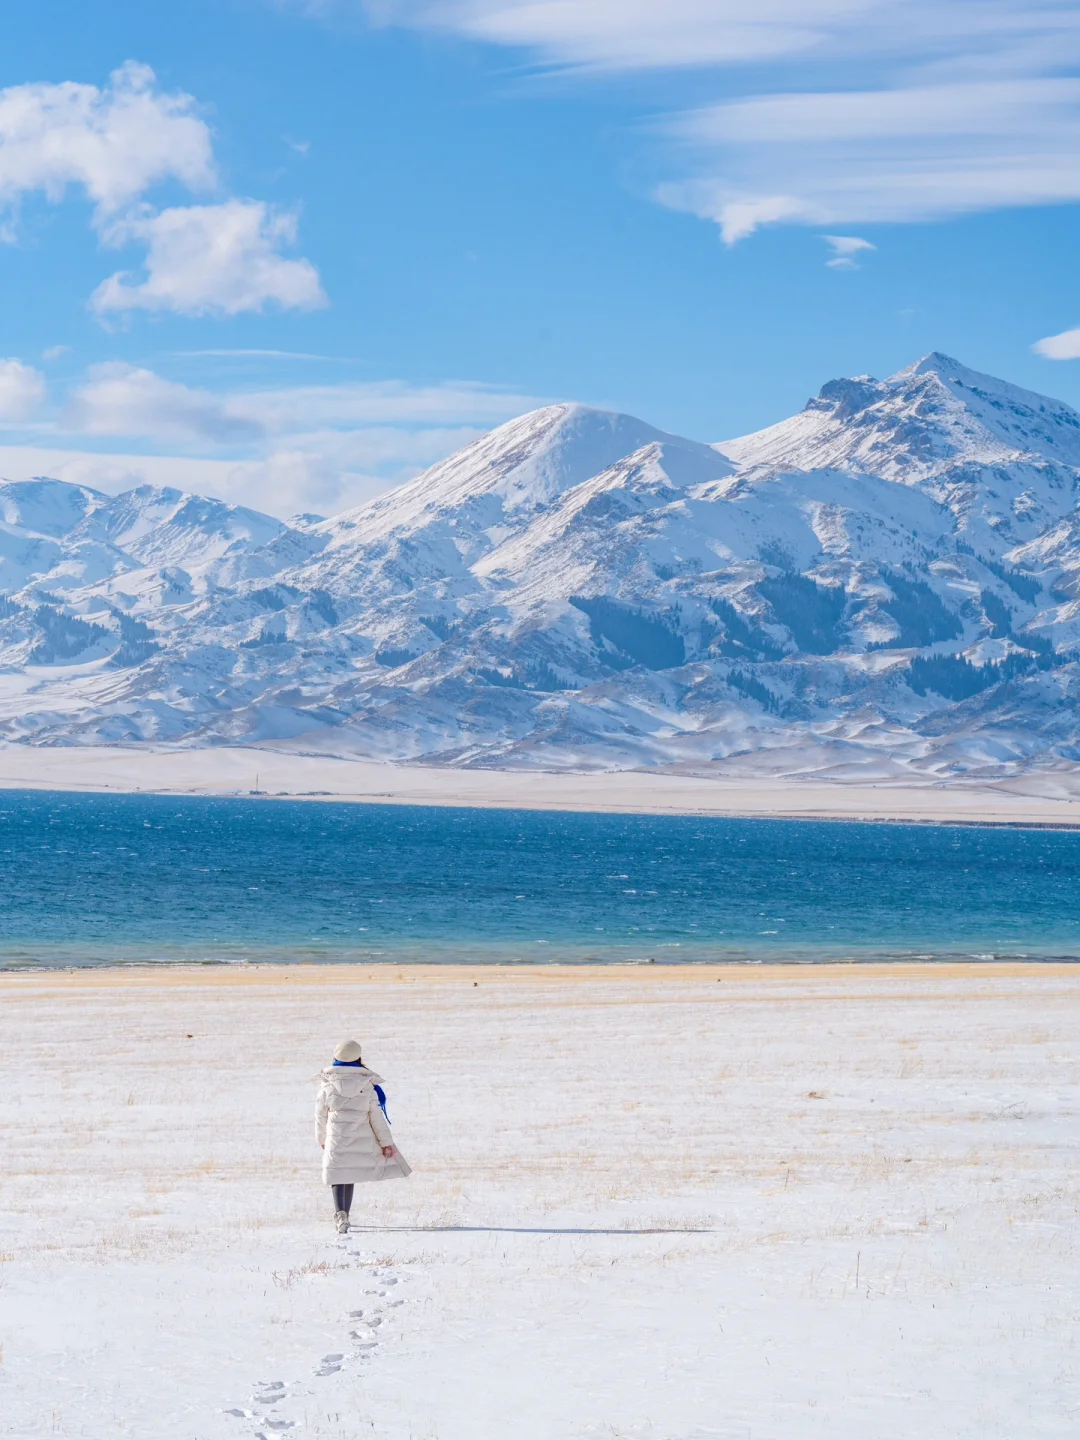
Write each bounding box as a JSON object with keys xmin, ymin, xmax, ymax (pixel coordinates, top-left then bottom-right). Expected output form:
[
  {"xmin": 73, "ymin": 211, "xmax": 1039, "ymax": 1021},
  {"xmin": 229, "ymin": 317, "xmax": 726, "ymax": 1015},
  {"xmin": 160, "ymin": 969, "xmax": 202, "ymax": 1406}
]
[{"xmin": 317, "ymin": 1039, "xmax": 411, "ymax": 1234}]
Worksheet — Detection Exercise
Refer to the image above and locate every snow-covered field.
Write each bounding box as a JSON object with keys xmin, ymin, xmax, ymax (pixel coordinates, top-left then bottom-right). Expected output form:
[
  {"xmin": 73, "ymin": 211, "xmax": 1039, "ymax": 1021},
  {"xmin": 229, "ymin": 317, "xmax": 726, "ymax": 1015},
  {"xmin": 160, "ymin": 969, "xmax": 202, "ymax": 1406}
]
[
  {"xmin": 3, "ymin": 963, "xmax": 1080, "ymax": 1438},
  {"xmin": 5, "ymin": 742, "xmax": 1080, "ymax": 826}
]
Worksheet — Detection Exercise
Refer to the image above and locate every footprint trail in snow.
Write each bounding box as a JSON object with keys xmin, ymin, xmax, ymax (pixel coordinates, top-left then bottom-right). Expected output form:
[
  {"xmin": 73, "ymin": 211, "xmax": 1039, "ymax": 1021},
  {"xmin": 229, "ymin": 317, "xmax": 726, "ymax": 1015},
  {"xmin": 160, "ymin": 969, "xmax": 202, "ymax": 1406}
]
[{"xmin": 223, "ymin": 1262, "xmax": 404, "ymax": 1436}]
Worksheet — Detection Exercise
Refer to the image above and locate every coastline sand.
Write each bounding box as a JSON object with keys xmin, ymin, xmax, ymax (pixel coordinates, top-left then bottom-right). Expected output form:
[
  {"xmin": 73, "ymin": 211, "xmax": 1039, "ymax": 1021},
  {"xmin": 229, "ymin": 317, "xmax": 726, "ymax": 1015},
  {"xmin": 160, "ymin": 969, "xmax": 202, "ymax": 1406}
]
[
  {"xmin": 3, "ymin": 742, "xmax": 1080, "ymax": 825},
  {"xmin": 4, "ymin": 961, "xmax": 1079, "ymax": 1437}
]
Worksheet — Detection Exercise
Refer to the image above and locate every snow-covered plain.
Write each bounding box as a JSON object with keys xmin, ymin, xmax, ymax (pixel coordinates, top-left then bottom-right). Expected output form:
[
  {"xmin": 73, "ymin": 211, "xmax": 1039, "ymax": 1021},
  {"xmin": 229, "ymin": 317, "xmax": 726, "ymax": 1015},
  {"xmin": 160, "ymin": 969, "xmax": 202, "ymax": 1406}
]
[
  {"xmin": 6, "ymin": 741, "xmax": 1080, "ymax": 826},
  {"xmin": 3, "ymin": 963, "xmax": 1080, "ymax": 1438}
]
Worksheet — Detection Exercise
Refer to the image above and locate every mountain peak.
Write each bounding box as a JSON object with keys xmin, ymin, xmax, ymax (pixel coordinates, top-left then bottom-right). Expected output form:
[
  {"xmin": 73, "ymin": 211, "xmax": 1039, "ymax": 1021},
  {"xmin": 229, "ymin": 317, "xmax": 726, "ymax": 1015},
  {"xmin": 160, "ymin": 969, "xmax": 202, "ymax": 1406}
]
[
  {"xmin": 725, "ymin": 351, "xmax": 1080, "ymax": 477},
  {"xmin": 317, "ymin": 402, "xmax": 687, "ymax": 548},
  {"xmin": 0, "ymin": 475, "xmax": 108, "ymax": 540},
  {"xmin": 903, "ymin": 350, "xmax": 967, "ymax": 379}
]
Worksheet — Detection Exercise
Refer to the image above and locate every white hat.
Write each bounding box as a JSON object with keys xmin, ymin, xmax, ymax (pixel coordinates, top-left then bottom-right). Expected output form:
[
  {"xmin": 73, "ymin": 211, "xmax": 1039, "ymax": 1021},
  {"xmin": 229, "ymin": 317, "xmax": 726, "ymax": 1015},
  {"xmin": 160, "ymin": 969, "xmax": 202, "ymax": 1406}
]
[{"xmin": 334, "ymin": 1039, "xmax": 363, "ymax": 1063}]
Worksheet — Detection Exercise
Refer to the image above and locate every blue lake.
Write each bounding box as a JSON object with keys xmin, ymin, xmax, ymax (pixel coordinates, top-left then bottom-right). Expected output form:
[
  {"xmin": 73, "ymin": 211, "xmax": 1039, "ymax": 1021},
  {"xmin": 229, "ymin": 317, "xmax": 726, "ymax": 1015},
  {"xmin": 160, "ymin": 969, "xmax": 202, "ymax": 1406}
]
[{"xmin": 0, "ymin": 789, "xmax": 1078, "ymax": 967}]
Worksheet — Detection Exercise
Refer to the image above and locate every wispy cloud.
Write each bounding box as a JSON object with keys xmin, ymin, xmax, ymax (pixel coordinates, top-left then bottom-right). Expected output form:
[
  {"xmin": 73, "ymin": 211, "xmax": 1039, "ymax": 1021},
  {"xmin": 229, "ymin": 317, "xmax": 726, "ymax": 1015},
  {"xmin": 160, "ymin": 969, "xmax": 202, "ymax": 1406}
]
[
  {"xmin": 65, "ymin": 364, "xmax": 265, "ymax": 444},
  {"xmin": 170, "ymin": 349, "xmax": 346, "ymax": 361},
  {"xmin": 229, "ymin": 377, "xmax": 549, "ymax": 430},
  {"xmin": 363, "ymin": 0, "xmax": 875, "ymax": 72},
  {"xmin": 667, "ymin": 76, "xmax": 1080, "ymax": 241},
  {"xmin": 0, "ymin": 359, "xmax": 550, "ymax": 514},
  {"xmin": 822, "ymin": 234, "xmax": 875, "ymax": 269},
  {"xmin": 62, "ymin": 363, "xmax": 545, "ymax": 442},
  {"xmin": 0, "ymin": 430, "xmax": 497, "ymax": 518},
  {"xmin": 358, "ymin": 1, "xmax": 1080, "ymax": 240}
]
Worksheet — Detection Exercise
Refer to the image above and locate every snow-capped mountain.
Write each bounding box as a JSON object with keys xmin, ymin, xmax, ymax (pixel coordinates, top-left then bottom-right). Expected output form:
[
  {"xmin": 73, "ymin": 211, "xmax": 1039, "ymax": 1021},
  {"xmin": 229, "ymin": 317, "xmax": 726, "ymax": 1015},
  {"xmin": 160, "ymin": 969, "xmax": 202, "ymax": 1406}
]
[{"xmin": 2, "ymin": 352, "xmax": 1080, "ymax": 779}]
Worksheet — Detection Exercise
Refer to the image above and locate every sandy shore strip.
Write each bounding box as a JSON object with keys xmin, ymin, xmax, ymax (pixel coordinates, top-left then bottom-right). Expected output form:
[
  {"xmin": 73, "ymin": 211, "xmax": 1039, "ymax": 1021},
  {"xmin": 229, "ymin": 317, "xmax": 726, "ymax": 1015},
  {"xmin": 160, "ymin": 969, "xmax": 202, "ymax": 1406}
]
[
  {"xmin": 3, "ymin": 742, "xmax": 1080, "ymax": 825},
  {"xmin": 3, "ymin": 961, "xmax": 1080, "ymax": 1438}
]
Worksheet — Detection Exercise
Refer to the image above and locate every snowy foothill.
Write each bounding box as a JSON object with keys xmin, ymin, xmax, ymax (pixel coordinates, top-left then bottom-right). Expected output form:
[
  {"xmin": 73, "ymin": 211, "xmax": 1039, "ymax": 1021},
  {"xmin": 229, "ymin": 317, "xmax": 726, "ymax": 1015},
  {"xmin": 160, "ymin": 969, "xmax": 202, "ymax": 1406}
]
[{"xmin": 3, "ymin": 963, "xmax": 1080, "ymax": 1437}]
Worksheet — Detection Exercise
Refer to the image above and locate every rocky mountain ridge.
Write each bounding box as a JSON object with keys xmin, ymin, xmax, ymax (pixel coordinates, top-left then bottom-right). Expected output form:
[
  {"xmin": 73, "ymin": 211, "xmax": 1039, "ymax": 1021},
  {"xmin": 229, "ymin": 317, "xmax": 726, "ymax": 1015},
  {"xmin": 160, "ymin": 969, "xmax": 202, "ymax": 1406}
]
[{"xmin": 2, "ymin": 352, "xmax": 1079, "ymax": 779}]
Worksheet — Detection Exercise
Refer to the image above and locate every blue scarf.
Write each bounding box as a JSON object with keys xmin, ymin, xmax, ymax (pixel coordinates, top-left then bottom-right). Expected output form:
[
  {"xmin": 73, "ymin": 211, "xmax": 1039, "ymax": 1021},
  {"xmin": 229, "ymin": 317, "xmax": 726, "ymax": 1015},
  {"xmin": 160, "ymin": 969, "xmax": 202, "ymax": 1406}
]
[{"xmin": 331, "ymin": 1060, "xmax": 389, "ymax": 1122}]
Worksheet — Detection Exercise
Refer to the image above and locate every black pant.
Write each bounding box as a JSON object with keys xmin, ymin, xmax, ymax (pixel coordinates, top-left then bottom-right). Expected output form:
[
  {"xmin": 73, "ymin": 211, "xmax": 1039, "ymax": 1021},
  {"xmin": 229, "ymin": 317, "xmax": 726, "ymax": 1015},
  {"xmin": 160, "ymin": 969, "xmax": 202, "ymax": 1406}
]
[{"xmin": 332, "ymin": 1184, "xmax": 354, "ymax": 1214}]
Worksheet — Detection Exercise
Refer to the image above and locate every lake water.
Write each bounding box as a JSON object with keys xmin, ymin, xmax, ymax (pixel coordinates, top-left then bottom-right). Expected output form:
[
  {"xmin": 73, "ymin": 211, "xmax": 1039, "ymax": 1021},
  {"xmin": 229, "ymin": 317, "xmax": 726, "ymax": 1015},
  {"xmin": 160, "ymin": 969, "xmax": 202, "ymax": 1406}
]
[{"xmin": 0, "ymin": 789, "xmax": 1078, "ymax": 967}]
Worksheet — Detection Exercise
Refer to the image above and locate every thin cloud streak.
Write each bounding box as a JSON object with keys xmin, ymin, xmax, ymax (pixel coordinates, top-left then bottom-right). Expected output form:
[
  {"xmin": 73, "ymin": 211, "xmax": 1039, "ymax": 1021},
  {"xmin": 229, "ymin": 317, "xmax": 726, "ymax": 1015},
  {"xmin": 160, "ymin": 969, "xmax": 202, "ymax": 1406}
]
[
  {"xmin": 168, "ymin": 349, "xmax": 354, "ymax": 361},
  {"xmin": 367, "ymin": 0, "xmax": 887, "ymax": 72},
  {"xmin": 369, "ymin": 0, "xmax": 1080, "ymax": 75},
  {"xmin": 2, "ymin": 361, "xmax": 551, "ymax": 515},
  {"xmin": 822, "ymin": 234, "xmax": 875, "ymax": 269},
  {"xmin": 0, "ymin": 431, "xmax": 494, "ymax": 517},
  {"xmin": 61, "ymin": 364, "xmax": 548, "ymax": 441},
  {"xmin": 359, "ymin": 1, "xmax": 1080, "ymax": 239}
]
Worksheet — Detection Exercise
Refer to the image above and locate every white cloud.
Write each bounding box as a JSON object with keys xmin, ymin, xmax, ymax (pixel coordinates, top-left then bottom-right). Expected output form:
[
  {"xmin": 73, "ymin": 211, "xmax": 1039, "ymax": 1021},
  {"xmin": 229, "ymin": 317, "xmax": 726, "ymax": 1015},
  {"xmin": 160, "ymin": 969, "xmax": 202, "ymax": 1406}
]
[
  {"xmin": 90, "ymin": 200, "xmax": 327, "ymax": 318},
  {"xmin": 0, "ymin": 359, "xmax": 46, "ymax": 421},
  {"xmin": 0, "ymin": 444, "xmax": 247, "ymax": 500},
  {"xmin": 366, "ymin": 0, "xmax": 1080, "ymax": 76},
  {"xmin": 65, "ymin": 363, "xmax": 265, "ymax": 443},
  {"xmin": 0, "ymin": 425, "xmax": 497, "ymax": 517},
  {"xmin": 704, "ymin": 194, "xmax": 807, "ymax": 245},
  {"xmin": 230, "ymin": 377, "xmax": 549, "ymax": 430},
  {"xmin": 0, "ymin": 61, "xmax": 214, "ymax": 222},
  {"xmin": 823, "ymin": 233, "xmax": 875, "ymax": 269},
  {"xmin": 31, "ymin": 361, "xmax": 549, "ymax": 514},
  {"xmin": 63, "ymin": 362, "xmax": 537, "ymax": 443},
  {"xmin": 211, "ymin": 426, "xmax": 495, "ymax": 515},
  {"xmin": 667, "ymin": 76, "xmax": 1080, "ymax": 238},
  {"xmin": 686, "ymin": 79, "xmax": 1080, "ymax": 147},
  {"xmin": 823, "ymin": 237, "xmax": 874, "ymax": 255},
  {"xmin": 365, "ymin": 0, "xmax": 878, "ymax": 71},
  {"xmin": 360, "ymin": 2, "xmax": 1080, "ymax": 238},
  {"xmin": 171, "ymin": 348, "xmax": 343, "ymax": 361},
  {"xmin": 0, "ymin": 62, "xmax": 323, "ymax": 318},
  {"xmin": 1033, "ymin": 327, "xmax": 1080, "ymax": 361}
]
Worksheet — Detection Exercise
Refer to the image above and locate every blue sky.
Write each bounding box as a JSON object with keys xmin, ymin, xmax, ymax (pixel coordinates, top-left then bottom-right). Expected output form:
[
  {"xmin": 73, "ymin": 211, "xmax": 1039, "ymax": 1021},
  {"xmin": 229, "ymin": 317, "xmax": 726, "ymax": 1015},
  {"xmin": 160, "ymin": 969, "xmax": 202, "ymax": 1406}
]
[{"xmin": 1, "ymin": 0, "xmax": 1079, "ymax": 516}]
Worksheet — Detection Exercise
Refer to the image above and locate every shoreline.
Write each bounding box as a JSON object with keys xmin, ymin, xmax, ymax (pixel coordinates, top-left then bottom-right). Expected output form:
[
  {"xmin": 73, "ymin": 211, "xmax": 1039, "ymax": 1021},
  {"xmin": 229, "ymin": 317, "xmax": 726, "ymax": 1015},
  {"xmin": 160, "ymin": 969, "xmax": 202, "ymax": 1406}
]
[
  {"xmin": 4, "ymin": 959, "xmax": 1080, "ymax": 987},
  {"xmin": 2, "ymin": 743, "xmax": 1080, "ymax": 827},
  {"xmin": 4, "ymin": 956, "xmax": 1080, "ymax": 975}
]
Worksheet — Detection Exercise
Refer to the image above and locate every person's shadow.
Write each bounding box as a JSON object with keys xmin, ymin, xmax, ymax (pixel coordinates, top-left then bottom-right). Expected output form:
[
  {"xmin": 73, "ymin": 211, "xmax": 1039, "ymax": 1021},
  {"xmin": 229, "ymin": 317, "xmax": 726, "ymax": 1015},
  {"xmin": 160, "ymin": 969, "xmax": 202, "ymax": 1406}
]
[{"xmin": 345, "ymin": 1224, "xmax": 714, "ymax": 1235}]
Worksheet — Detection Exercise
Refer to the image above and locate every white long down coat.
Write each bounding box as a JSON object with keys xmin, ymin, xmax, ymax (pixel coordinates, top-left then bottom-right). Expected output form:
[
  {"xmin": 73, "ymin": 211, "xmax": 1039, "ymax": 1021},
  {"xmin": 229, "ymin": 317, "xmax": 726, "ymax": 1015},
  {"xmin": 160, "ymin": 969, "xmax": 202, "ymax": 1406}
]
[{"xmin": 316, "ymin": 1064, "xmax": 412, "ymax": 1185}]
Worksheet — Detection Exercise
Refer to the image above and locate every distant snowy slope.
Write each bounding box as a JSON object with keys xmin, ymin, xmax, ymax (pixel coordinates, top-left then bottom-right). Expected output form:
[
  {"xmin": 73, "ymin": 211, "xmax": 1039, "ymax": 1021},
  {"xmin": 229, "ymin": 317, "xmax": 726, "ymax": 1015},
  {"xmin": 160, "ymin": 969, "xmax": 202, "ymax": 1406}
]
[
  {"xmin": 0, "ymin": 477, "xmax": 113, "ymax": 594},
  {"xmin": 0, "ymin": 477, "xmax": 104, "ymax": 538},
  {"xmin": 71, "ymin": 486, "xmax": 290, "ymax": 571}
]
